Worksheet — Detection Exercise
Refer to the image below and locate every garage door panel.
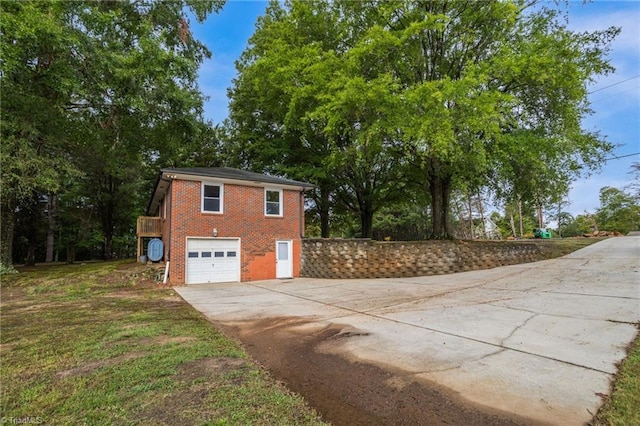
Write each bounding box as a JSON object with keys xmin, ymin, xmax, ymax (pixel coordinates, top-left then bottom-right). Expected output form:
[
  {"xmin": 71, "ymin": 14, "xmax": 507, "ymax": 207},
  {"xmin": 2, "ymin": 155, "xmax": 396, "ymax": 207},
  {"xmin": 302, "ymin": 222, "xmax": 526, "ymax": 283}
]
[{"xmin": 187, "ymin": 238, "xmax": 240, "ymax": 284}]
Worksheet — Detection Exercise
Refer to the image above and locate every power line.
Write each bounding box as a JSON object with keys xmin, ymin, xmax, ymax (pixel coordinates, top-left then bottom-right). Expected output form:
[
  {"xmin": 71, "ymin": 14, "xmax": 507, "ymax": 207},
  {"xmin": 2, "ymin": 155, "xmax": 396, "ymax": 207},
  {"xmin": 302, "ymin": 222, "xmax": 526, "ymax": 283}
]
[
  {"xmin": 603, "ymin": 152, "xmax": 640, "ymax": 161},
  {"xmin": 588, "ymin": 74, "xmax": 640, "ymax": 94}
]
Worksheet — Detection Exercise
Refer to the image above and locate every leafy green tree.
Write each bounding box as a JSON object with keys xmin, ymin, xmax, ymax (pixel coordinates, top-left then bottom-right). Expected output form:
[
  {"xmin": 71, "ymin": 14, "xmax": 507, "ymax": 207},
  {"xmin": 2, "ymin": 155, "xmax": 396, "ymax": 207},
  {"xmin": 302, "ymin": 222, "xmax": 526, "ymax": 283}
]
[
  {"xmin": 391, "ymin": 1, "xmax": 616, "ymax": 238},
  {"xmin": 596, "ymin": 187, "xmax": 640, "ymax": 234},
  {"xmin": 556, "ymin": 212, "xmax": 576, "ymax": 237},
  {"xmin": 555, "ymin": 210, "xmax": 599, "ymax": 238},
  {"xmin": 0, "ymin": 1, "xmax": 83, "ymax": 269},
  {"xmin": 372, "ymin": 200, "xmax": 431, "ymax": 241},
  {"xmin": 12, "ymin": 193, "xmax": 46, "ymax": 265},
  {"xmin": 69, "ymin": 1, "xmax": 223, "ymax": 259},
  {"xmin": 228, "ymin": 0, "xmax": 617, "ymax": 240},
  {"xmin": 575, "ymin": 213, "xmax": 599, "ymax": 235},
  {"xmin": 1, "ymin": 0, "xmax": 224, "ymax": 266},
  {"xmin": 313, "ymin": 73, "xmax": 408, "ymax": 238}
]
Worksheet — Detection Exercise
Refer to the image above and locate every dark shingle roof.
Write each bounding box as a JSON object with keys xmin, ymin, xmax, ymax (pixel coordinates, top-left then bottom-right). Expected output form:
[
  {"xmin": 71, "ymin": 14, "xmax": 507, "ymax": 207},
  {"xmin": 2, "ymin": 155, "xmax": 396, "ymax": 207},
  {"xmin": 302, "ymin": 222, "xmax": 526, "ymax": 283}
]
[{"xmin": 162, "ymin": 167, "xmax": 312, "ymax": 187}]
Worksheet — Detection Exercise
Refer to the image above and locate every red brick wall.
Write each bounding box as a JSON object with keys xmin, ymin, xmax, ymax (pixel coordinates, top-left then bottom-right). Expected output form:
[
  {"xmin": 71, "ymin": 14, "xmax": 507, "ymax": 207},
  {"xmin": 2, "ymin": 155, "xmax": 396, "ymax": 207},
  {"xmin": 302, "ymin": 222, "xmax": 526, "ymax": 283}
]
[{"xmin": 165, "ymin": 179, "xmax": 303, "ymax": 284}]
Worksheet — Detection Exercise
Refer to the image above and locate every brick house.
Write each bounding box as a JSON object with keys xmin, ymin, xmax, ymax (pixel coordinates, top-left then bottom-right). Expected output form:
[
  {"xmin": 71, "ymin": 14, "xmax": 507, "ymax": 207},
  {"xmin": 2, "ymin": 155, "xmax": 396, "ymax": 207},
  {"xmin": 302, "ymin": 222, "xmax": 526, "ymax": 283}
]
[{"xmin": 138, "ymin": 167, "xmax": 313, "ymax": 285}]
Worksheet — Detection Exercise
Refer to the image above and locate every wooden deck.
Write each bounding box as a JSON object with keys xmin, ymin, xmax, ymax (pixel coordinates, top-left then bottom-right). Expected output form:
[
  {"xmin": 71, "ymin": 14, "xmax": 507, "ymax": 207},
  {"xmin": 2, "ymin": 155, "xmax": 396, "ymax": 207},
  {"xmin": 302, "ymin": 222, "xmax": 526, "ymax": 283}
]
[
  {"xmin": 137, "ymin": 216, "xmax": 163, "ymax": 260},
  {"xmin": 137, "ymin": 216, "xmax": 163, "ymax": 237}
]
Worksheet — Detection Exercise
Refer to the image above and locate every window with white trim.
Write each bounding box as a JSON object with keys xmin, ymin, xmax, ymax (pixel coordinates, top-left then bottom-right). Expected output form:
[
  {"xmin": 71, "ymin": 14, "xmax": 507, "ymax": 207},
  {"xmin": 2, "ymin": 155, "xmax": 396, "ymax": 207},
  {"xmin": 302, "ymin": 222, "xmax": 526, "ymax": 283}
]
[
  {"xmin": 202, "ymin": 183, "xmax": 223, "ymax": 213},
  {"xmin": 265, "ymin": 188, "xmax": 283, "ymax": 216}
]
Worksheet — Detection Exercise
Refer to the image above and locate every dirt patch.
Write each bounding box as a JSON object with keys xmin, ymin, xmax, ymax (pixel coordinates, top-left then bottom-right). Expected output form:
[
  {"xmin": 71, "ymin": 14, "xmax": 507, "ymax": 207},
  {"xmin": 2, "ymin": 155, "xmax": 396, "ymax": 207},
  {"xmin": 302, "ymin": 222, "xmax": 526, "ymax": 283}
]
[
  {"xmin": 177, "ymin": 357, "xmax": 249, "ymax": 382},
  {"xmin": 101, "ymin": 262, "xmax": 169, "ymax": 287},
  {"xmin": 135, "ymin": 357, "xmax": 252, "ymax": 424},
  {"xmin": 55, "ymin": 338, "xmax": 235, "ymax": 380},
  {"xmin": 219, "ymin": 317, "xmax": 544, "ymax": 426},
  {"xmin": 56, "ymin": 351, "xmax": 147, "ymax": 378},
  {"xmin": 141, "ymin": 336, "xmax": 195, "ymax": 346}
]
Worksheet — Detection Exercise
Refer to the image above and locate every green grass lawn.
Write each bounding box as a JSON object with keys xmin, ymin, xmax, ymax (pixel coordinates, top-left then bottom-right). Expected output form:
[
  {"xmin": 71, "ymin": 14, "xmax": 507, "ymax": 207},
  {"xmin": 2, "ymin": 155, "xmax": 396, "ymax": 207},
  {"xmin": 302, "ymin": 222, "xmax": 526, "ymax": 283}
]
[
  {"xmin": 529, "ymin": 236, "xmax": 608, "ymax": 258},
  {"xmin": 1, "ymin": 237, "xmax": 637, "ymax": 425},
  {"xmin": 1, "ymin": 261, "xmax": 326, "ymax": 425}
]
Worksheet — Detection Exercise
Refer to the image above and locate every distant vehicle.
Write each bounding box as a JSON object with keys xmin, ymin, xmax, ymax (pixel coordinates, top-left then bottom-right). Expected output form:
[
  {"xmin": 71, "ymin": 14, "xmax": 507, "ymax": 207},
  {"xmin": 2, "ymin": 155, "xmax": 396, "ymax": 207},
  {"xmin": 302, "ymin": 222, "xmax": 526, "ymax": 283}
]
[{"xmin": 533, "ymin": 228, "xmax": 552, "ymax": 239}]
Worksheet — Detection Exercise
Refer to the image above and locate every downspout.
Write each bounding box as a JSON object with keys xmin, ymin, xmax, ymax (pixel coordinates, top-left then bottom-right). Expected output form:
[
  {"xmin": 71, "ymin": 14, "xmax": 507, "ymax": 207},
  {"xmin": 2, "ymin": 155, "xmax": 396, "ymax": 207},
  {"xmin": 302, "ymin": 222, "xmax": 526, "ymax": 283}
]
[
  {"xmin": 165, "ymin": 180, "xmax": 172, "ymax": 279},
  {"xmin": 299, "ymin": 185, "xmax": 306, "ymax": 238}
]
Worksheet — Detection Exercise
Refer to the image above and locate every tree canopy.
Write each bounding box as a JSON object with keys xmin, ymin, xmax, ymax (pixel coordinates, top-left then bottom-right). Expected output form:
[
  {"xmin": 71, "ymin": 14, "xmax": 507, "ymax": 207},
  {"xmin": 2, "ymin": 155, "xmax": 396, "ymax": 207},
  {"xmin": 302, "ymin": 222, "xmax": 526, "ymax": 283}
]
[
  {"xmin": 227, "ymin": 0, "xmax": 617, "ymax": 238},
  {"xmin": 1, "ymin": 0, "xmax": 224, "ymax": 268},
  {"xmin": 596, "ymin": 186, "xmax": 640, "ymax": 234}
]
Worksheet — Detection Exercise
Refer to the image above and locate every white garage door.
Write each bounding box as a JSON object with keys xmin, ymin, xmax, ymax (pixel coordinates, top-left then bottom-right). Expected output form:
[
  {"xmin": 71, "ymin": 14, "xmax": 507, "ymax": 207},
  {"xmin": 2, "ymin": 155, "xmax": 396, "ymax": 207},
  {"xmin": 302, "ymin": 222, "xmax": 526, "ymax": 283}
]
[{"xmin": 186, "ymin": 238, "xmax": 240, "ymax": 284}]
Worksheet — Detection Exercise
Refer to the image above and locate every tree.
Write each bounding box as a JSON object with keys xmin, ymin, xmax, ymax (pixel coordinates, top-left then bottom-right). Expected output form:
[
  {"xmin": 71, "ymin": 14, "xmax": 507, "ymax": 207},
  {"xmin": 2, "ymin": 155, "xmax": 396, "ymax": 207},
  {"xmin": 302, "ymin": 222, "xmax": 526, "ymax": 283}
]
[
  {"xmin": 228, "ymin": 0, "xmax": 617, "ymax": 240},
  {"xmin": 373, "ymin": 198, "xmax": 431, "ymax": 241},
  {"xmin": 556, "ymin": 211, "xmax": 576, "ymax": 237},
  {"xmin": 69, "ymin": 1, "xmax": 223, "ymax": 259},
  {"xmin": 1, "ymin": 1, "xmax": 82, "ymax": 269},
  {"xmin": 312, "ymin": 73, "xmax": 408, "ymax": 238},
  {"xmin": 393, "ymin": 1, "xmax": 616, "ymax": 238},
  {"xmin": 596, "ymin": 186, "xmax": 640, "ymax": 234},
  {"xmin": 1, "ymin": 1, "xmax": 224, "ymax": 266}
]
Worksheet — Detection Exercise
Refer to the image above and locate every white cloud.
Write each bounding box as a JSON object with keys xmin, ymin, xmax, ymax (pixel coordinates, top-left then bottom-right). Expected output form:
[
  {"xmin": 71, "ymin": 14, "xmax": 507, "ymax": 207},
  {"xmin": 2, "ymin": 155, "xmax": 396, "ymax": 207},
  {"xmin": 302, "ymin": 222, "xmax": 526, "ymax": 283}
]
[
  {"xmin": 568, "ymin": 5, "xmax": 640, "ymax": 92},
  {"xmin": 568, "ymin": 8, "xmax": 640, "ymax": 57}
]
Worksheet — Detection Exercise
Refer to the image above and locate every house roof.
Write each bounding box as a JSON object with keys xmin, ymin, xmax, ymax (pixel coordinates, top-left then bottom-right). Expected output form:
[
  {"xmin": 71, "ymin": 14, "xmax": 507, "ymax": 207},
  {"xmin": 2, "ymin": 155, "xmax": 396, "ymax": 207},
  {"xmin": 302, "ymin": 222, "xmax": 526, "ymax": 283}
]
[
  {"xmin": 147, "ymin": 167, "xmax": 314, "ymax": 215},
  {"xmin": 163, "ymin": 167, "xmax": 312, "ymax": 187}
]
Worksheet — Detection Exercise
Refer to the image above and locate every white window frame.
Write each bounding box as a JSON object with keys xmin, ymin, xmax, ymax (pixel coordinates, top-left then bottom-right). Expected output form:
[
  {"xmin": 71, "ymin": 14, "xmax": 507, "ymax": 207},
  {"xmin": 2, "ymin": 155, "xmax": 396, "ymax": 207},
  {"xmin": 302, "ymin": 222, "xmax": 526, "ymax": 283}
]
[
  {"xmin": 265, "ymin": 188, "xmax": 283, "ymax": 217},
  {"xmin": 201, "ymin": 181, "xmax": 224, "ymax": 214}
]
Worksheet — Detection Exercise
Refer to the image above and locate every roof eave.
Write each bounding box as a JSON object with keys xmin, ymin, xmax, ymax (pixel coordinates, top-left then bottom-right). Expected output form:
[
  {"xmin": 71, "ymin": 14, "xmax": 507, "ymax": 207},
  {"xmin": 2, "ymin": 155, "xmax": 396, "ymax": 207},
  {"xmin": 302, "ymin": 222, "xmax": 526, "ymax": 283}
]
[
  {"xmin": 159, "ymin": 169, "xmax": 315, "ymax": 192},
  {"xmin": 146, "ymin": 173, "xmax": 172, "ymax": 216}
]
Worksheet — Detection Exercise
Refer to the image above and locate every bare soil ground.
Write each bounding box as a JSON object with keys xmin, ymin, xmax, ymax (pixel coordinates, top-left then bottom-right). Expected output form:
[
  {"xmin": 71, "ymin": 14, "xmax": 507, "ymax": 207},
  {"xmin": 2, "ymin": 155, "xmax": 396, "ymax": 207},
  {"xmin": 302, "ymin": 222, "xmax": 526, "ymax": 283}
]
[{"xmin": 219, "ymin": 317, "xmax": 544, "ymax": 426}]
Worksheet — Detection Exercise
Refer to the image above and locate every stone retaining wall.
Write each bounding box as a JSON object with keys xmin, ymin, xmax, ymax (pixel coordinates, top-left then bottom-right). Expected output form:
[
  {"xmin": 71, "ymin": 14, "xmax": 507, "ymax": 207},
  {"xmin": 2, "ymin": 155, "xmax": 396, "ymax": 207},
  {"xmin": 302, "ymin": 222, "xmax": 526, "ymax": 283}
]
[{"xmin": 301, "ymin": 239, "xmax": 545, "ymax": 279}]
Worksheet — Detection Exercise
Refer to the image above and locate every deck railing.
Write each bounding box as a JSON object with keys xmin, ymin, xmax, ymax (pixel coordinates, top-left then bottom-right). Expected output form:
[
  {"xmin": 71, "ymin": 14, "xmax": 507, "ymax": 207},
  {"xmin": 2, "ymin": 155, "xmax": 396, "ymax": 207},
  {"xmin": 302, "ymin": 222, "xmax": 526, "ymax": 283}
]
[{"xmin": 137, "ymin": 216, "xmax": 163, "ymax": 237}]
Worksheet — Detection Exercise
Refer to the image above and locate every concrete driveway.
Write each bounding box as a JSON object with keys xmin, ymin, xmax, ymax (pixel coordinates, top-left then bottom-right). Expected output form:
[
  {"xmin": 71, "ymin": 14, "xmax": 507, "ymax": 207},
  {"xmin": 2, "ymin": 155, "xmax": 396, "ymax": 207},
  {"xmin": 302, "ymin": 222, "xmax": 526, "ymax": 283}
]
[{"xmin": 176, "ymin": 237, "xmax": 639, "ymax": 425}]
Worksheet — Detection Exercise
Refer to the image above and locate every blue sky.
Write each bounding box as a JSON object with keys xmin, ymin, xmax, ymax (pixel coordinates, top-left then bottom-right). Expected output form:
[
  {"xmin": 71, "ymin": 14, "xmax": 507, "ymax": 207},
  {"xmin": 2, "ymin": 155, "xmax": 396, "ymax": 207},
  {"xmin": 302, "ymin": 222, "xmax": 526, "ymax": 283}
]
[{"xmin": 191, "ymin": 1, "xmax": 640, "ymax": 218}]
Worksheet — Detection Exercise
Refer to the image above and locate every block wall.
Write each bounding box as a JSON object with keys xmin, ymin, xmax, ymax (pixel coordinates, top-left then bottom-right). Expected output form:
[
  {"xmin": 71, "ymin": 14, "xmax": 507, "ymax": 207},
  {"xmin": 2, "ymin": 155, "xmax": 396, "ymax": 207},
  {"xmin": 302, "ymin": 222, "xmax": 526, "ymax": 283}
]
[
  {"xmin": 166, "ymin": 179, "xmax": 303, "ymax": 284},
  {"xmin": 301, "ymin": 239, "xmax": 545, "ymax": 279}
]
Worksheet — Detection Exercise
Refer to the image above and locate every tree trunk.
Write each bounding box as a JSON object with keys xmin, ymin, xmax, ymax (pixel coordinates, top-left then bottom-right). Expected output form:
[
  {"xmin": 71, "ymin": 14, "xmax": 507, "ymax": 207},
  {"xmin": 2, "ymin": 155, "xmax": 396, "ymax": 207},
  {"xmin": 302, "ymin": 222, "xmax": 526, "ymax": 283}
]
[
  {"xmin": 537, "ymin": 205, "xmax": 544, "ymax": 228},
  {"xmin": 509, "ymin": 213, "xmax": 517, "ymax": 238},
  {"xmin": 430, "ymin": 176, "xmax": 442, "ymax": 238},
  {"xmin": 320, "ymin": 213, "xmax": 330, "ymax": 238},
  {"xmin": 103, "ymin": 231, "xmax": 114, "ymax": 260},
  {"xmin": 557, "ymin": 201, "xmax": 562, "ymax": 238},
  {"xmin": 442, "ymin": 177, "xmax": 452, "ymax": 237},
  {"xmin": 46, "ymin": 193, "xmax": 57, "ymax": 262},
  {"xmin": 67, "ymin": 244, "xmax": 76, "ymax": 264},
  {"xmin": 22, "ymin": 193, "xmax": 41, "ymax": 266},
  {"xmin": 100, "ymin": 175, "xmax": 117, "ymax": 261},
  {"xmin": 518, "ymin": 199, "xmax": 524, "ymax": 238},
  {"xmin": 429, "ymin": 174, "xmax": 453, "ymax": 239},
  {"xmin": 26, "ymin": 245, "xmax": 36, "ymax": 266},
  {"xmin": 359, "ymin": 205, "xmax": 374, "ymax": 239},
  {"xmin": 477, "ymin": 190, "xmax": 486, "ymax": 238},
  {"xmin": 1, "ymin": 199, "xmax": 16, "ymax": 268},
  {"xmin": 468, "ymin": 192, "xmax": 474, "ymax": 239}
]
